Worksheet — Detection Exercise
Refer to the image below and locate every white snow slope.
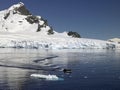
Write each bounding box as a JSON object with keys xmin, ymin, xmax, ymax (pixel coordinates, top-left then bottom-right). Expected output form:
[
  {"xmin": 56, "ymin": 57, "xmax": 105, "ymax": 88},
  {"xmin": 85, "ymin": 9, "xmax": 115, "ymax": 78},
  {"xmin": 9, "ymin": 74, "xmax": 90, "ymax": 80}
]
[{"xmin": 0, "ymin": 2, "xmax": 119, "ymax": 49}]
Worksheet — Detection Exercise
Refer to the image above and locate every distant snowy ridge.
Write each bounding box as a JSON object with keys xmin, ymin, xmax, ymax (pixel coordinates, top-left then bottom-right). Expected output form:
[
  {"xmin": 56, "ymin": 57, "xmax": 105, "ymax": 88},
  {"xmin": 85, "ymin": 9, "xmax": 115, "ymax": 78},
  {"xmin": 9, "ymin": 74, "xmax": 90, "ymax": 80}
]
[
  {"xmin": 0, "ymin": 2, "xmax": 120, "ymax": 49},
  {"xmin": 108, "ymin": 38, "xmax": 120, "ymax": 43}
]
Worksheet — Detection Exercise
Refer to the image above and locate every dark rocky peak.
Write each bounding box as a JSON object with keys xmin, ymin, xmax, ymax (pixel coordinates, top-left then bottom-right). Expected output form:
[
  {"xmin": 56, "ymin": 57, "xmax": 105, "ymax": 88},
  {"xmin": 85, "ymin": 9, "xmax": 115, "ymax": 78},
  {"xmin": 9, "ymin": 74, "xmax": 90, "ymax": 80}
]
[
  {"xmin": 4, "ymin": 2, "xmax": 31, "ymax": 19},
  {"xmin": 8, "ymin": 2, "xmax": 31, "ymax": 15},
  {"xmin": 13, "ymin": 4, "xmax": 31, "ymax": 15}
]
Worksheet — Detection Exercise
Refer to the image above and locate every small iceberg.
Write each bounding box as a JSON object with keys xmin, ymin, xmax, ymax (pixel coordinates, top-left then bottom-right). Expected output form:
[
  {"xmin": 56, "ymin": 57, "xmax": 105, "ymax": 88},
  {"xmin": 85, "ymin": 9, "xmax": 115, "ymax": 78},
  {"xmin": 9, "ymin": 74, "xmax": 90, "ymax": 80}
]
[{"xmin": 30, "ymin": 74, "xmax": 64, "ymax": 81}]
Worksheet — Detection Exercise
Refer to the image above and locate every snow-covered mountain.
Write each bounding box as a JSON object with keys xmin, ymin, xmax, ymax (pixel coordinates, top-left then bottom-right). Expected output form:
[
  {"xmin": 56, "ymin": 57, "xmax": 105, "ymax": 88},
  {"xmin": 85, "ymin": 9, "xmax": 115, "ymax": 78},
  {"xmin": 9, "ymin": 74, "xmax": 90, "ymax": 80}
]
[
  {"xmin": 108, "ymin": 38, "xmax": 120, "ymax": 43},
  {"xmin": 0, "ymin": 2, "xmax": 54, "ymax": 33},
  {"xmin": 0, "ymin": 2, "xmax": 119, "ymax": 49}
]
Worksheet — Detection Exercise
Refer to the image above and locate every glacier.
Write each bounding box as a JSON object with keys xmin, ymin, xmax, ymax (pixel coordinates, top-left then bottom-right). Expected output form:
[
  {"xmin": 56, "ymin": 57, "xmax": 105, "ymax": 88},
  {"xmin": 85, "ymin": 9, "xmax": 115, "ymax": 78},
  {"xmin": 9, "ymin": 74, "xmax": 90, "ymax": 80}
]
[
  {"xmin": 0, "ymin": 2, "xmax": 120, "ymax": 50},
  {"xmin": 0, "ymin": 32, "xmax": 119, "ymax": 49}
]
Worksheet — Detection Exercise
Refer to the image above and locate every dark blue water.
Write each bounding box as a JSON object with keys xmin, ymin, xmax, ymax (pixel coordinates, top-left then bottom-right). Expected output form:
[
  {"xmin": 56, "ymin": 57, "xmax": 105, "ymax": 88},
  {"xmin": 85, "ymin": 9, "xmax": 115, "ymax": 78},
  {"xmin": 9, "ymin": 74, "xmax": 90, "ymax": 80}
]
[{"xmin": 0, "ymin": 49, "xmax": 120, "ymax": 90}]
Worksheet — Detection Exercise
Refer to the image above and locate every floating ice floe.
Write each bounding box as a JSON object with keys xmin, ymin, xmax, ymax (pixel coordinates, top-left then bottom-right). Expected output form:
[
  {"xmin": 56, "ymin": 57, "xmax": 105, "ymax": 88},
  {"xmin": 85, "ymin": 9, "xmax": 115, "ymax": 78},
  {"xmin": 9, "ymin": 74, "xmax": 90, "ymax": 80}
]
[{"xmin": 30, "ymin": 74, "xmax": 64, "ymax": 81}]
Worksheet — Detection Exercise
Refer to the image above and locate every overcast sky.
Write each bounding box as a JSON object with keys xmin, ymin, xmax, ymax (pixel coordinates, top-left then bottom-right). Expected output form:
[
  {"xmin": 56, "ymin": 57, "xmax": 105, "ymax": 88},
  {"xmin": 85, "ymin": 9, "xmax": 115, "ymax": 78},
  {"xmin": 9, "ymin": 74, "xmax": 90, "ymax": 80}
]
[{"xmin": 0, "ymin": 0, "xmax": 120, "ymax": 40}]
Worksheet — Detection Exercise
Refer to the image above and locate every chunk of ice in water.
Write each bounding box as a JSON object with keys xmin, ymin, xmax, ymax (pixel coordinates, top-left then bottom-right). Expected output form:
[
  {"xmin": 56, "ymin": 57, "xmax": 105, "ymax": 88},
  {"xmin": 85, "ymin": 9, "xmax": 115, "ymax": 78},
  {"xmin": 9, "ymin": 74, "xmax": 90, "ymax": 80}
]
[
  {"xmin": 84, "ymin": 76, "xmax": 88, "ymax": 79},
  {"xmin": 30, "ymin": 74, "xmax": 64, "ymax": 81}
]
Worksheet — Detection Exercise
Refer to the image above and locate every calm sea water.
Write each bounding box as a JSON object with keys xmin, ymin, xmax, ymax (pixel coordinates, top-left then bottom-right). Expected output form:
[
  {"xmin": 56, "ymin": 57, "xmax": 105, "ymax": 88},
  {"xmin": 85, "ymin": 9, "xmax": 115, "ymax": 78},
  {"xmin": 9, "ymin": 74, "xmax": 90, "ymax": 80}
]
[{"xmin": 0, "ymin": 48, "xmax": 120, "ymax": 90}]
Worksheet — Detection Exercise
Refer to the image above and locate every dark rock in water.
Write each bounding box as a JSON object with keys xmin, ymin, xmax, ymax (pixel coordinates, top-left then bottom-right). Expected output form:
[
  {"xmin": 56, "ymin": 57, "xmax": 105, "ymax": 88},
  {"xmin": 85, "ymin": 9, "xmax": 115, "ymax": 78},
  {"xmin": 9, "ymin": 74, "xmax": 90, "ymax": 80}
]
[{"xmin": 63, "ymin": 69, "xmax": 72, "ymax": 73}]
